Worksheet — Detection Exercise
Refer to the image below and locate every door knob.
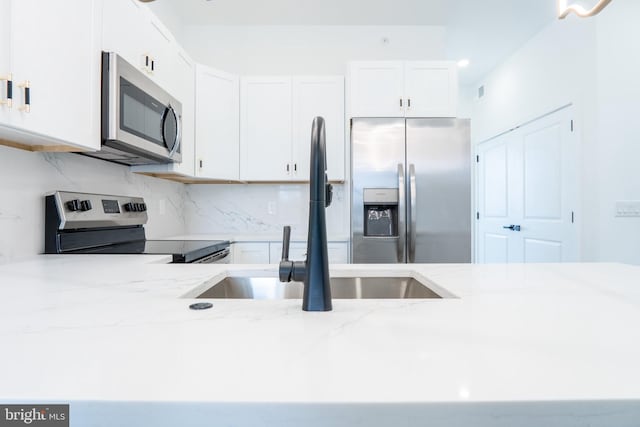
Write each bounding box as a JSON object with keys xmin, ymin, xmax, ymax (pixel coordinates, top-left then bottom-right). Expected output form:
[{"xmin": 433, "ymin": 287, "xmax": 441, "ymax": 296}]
[{"xmin": 503, "ymin": 225, "xmax": 521, "ymax": 232}]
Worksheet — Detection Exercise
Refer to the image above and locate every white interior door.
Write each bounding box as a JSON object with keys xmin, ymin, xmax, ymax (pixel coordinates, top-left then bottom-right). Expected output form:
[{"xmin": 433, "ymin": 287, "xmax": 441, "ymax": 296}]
[
  {"xmin": 477, "ymin": 132, "xmax": 518, "ymax": 263},
  {"xmin": 477, "ymin": 107, "xmax": 578, "ymax": 263}
]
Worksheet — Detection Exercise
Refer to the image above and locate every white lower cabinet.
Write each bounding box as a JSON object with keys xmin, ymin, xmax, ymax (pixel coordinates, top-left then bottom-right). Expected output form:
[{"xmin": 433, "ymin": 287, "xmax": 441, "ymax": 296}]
[
  {"xmin": 269, "ymin": 242, "xmax": 349, "ymax": 264},
  {"xmin": 231, "ymin": 242, "xmax": 270, "ymax": 264},
  {"xmin": 230, "ymin": 241, "xmax": 349, "ymax": 264},
  {"xmin": 269, "ymin": 242, "xmax": 307, "ymax": 264}
]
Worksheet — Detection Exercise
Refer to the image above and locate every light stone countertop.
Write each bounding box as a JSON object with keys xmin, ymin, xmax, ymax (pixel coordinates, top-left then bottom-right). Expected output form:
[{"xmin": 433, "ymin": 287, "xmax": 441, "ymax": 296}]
[{"xmin": 1, "ymin": 256, "xmax": 639, "ymax": 426}]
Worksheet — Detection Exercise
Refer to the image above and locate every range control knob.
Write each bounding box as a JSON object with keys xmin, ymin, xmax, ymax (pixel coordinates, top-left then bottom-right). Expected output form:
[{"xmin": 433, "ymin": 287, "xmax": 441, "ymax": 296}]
[
  {"xmin": 138, "ymin": 203, "xmax": 147, "ymax": 212},
  {"xmin": 66, "ymin": 199, "xmax": 81, "ymax": 212},
  {"xmin": 124, "ymin": 202, "xmax": 136, "ymax": 212},
  {"xmin": 80, "ymin": 200, "xmax": 92, "ymax": 211}
]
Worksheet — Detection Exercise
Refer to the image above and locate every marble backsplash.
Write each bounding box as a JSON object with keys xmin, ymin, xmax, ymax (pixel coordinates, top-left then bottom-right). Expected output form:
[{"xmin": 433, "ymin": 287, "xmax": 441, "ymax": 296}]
[
  {"xmin": 185, "ymin": 183, "xmax": 349, "ymax": 239},
  {"xmin": 0, "ymin": 145, "xmax": 186, "ymax": 264}
]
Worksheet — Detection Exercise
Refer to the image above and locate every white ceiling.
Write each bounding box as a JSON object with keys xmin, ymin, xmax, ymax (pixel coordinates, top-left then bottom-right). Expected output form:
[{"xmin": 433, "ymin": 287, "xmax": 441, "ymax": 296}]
[{"xmin": 151, "ymin": 0, "xmax": 558, "ymax": 84}]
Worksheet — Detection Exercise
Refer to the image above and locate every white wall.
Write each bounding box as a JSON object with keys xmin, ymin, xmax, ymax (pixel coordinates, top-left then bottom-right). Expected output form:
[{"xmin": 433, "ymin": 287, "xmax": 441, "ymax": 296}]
[
  {"xmin": 182, "ymin": 25, "xmax": 446, "ymax": 75},
  {"xmin": 0, "ymin": 146, "xmax": 186, "ymax": 264},
  {"xmin": 470, "ymin": 1, "xmax": 640, "ymax": 264},
  {"xmin": 594, "ymin": 0, "xmax": 640, "ymax": 264}
]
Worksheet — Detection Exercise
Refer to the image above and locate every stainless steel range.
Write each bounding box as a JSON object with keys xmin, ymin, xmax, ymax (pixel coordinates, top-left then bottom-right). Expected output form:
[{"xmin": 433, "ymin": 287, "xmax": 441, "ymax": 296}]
[{"xmin": 44, "ymin": 191, "xmax": 230, "ymax": 264}]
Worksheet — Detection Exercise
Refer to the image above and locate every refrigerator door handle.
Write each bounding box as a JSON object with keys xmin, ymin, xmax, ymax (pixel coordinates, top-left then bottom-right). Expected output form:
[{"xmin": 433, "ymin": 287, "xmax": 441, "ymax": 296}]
[
  {"xmin": 397, "ymin": 163, "xmax": 406, "ymax": 262},
  {"xmin": 408, "ymin": 164, "xmax": 417, "ymax": 263}
]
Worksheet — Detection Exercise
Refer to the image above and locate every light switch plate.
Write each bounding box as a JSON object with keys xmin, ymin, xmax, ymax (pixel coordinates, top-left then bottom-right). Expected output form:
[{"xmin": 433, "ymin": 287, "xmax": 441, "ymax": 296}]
[{"xmin": 615, "ymin": 201, "xmax": 640, "ymax": 217}]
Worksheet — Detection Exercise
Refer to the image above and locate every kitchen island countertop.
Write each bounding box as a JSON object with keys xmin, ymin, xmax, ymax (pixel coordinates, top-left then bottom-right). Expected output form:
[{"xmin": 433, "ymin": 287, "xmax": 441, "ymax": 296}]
[{"xmin": 1, "ymin": 256, "xmax": 639, "ymax": 426}]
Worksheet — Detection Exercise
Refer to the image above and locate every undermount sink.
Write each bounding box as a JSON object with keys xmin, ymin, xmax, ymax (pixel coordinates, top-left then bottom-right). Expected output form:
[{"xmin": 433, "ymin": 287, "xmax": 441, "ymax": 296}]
[{"xmin": 194, "ymin": 276, "xmax": 443, "ymax": 300}]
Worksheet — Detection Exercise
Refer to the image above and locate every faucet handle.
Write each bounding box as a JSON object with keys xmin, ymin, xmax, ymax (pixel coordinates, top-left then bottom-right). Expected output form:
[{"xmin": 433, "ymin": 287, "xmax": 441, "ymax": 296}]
[
  {"xmin": 281, "ymin": 225, "xmax": 291, "ymax": 261},
  {"xmin": 279, "ymin": 226, "xmax": 293, "ymax": 282}
]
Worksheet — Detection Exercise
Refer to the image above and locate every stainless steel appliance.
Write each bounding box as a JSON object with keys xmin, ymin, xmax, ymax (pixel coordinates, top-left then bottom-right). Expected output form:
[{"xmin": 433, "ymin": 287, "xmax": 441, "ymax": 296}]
[
  {"xmin": 351, "ymin": 118, "xmax": 471, "ymax": 263},
  {"xmin": 45, "ymin": 191, "xmax": 229, "ymax": 264},
  {"xmin": 83, "ymin": 52, "xmax": 182, "ymax": 166}
]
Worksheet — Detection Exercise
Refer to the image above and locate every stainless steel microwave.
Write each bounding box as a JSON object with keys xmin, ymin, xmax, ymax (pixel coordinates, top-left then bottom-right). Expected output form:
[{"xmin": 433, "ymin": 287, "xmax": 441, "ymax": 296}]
[{"xmin": 84, "ymin": 52, "xmax": 182, "ymax": 166}]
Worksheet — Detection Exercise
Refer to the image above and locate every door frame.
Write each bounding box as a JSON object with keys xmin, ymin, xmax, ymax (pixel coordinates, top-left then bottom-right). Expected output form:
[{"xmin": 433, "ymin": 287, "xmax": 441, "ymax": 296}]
[{"xmin": 473, "ymin": 104, "xmax": 581, "ymax": 263}]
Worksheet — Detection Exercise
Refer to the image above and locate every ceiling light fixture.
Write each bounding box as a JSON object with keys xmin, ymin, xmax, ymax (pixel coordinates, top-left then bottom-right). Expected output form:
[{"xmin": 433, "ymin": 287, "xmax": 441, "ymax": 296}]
[
  {"xmin": 558, "ymin": 0, "xmax": 613, "ymax": 19},
  {"xmin": 457, "ymin": 59, "xmax": 470, "ymax": 68}
]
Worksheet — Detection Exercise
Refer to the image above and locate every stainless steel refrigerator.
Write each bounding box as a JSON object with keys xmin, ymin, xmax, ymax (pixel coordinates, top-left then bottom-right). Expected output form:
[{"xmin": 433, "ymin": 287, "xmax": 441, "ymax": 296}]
[{"xmin": 351, "ymin": 118, "xmax": 471, "ymax": 263}]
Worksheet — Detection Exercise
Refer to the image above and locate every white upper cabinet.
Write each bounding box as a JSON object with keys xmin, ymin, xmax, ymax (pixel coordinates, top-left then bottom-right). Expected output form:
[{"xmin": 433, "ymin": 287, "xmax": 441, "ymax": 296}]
[
  {"xmin": 103, "ymin": 0, "xmax": 175, "ymax": 95},
  {"xmin": 240, "ymin": 77, "xmax": 293, "ymax": 182},
  {"xmin": 241, "ymin": 76, "xmax": 345, "ymax": 182},
  {"xmin": 0, "ymin": 0, "xmax": 102, "ymax": 150},
  {"xmin": 292, "ymin": 76, "xmax": 345, "ymax": 182},
  {"xmin": 195, "ymin": 65, "xmax": 240, "ymax": 181},
  {"xmin": 404, "ymin": 61, "xmax": 457, "ymax": 118},
  {"xmin": 349, "ymin": 61, "xmax": 458, "ymax": 118},
  {"xmin": 0, "ymin": 0, "xmax": 11, "ymax": 126},
  {"xmin": 349, "ymin": 61, "xmax": 405, "ymax": 118}
]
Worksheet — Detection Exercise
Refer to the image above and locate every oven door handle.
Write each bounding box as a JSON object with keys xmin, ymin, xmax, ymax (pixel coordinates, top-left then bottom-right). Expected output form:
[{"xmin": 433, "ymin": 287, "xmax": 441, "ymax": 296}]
[{"xmin": 195, "ymin": 247, "xmax": 230, "ymax": 264}]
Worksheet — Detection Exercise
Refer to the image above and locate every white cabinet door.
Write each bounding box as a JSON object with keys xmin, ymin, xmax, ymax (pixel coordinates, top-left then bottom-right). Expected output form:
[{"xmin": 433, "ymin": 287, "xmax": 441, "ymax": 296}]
[
  {"xmin": 171, "ymin": 49, "xmax": 195, "ymax": 177},
  {"xmin": 231, "ymin": 243, "xmax": 270, "ymax": 264},
  {"xmin": 240, "ymin": 77, "xmax": 292, "ymax": 181},
  {"xmin": 145, "ymin": 15, "xmax": 174, "ymax": 91},
  {"xmin": 102, "ymin": 0, "xmax": 148, "ymax": 74},
  {"xmin": 8, "ymin": 0, "xmax": 101, "ymax": 150},
  {"xmin": 195, "ymin": 65, "xmax": 240, "ymax": 180},
  {"xmin": 404, "ymin": 61, "xmax": 457, "ymax": 118},
  {"xmin": 293, "ymin": 77, "xmax": 345, "ymax": 182},
  {"xmin": 349, "ymin": 61, "xmax": 404, "ymax": 117},
  {"xmin": 0, "ymin": 0, "xmax": 11, "ymax": 126},
  {"xmin": 270, "ymin": 241, "xmax": 349, "ymax": 263},
  {"xmin": 269, "ymin": 242, "xmax": 307, "ymax": 264},
  {"xmin": 477, "ymin": 108, "xmax": 578, "ymax": 263}
]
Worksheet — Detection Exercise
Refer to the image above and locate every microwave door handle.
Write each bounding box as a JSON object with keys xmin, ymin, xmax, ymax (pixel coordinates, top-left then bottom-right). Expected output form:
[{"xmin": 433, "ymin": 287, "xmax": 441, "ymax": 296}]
[
  {"xmin": 408, "ymin": 164, "xmax": 417, "ymax": 263},
  {"xmin": 397, "ymin": 163, "xmax": 406, "ymax": 263},
  {"xmin": 166, "ymin": 105, "xmax": 181, "ymax": 158}
]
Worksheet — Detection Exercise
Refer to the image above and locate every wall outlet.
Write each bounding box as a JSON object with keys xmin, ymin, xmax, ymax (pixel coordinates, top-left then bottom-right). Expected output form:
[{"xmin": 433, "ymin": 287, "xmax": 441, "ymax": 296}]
[
  {"xmin": 267, "ymin": 201, "xmax": 277, "ymax": 215},
  {"xmin": 615, "ymin": 201, "xmax": 640, "ymax": 217}
]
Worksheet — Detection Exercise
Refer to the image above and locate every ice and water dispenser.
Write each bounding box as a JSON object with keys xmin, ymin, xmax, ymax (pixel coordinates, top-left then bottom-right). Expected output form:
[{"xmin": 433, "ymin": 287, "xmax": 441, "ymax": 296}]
[{"xmin": 363, "ymin": 188, "xmax": 399, "ymax": 238}]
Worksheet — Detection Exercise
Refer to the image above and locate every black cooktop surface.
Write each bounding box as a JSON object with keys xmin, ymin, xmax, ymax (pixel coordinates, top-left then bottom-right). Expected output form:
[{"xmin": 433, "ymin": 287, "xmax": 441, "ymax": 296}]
[{"xmin": 69, "ymin": 239, "xmax": 230, "ymax": 263}]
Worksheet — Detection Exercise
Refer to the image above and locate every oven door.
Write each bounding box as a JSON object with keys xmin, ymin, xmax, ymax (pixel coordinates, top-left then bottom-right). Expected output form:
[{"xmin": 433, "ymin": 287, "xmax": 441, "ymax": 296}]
[{"xmin": 103, "ymin": 52, "xmax": 182, "ymax": 163}]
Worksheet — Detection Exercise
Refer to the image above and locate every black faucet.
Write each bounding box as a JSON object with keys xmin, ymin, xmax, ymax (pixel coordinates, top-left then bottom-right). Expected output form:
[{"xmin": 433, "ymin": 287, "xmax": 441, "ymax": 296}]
[{"xmin": 279, "ymin": 117, "xmax": 333, "ymax": 312}]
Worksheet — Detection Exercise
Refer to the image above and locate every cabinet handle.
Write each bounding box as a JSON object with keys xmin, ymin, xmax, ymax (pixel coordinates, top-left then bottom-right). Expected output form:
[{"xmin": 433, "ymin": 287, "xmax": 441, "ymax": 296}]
[
  {"xmin": 0, "ymin": 74, "xmax": 12, "ymax": 108},
  {"xmin": 294, "ymin": 163, "xmax": 297, "ymax": 173},
  {"xmin": 18, "ymin": 81, "xmax": 30, "ymax": 113},
  {"xmin": 286, "ymin": 163, "xmax": 290, "ymax": 174},
  {"xmin": 199, "ymin": 159, "xmax": 203, "ymax": 169},
  {"xmin": 400, "ymin": 98, "xmax": 403, "ymax": 108},
  {"xmin": 408, "ymin": 98, "xmax": 411, "ymax": 108},
  {"xmin": 151, "ymin": 59, "xmax": 155, "ymax": 72}
]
